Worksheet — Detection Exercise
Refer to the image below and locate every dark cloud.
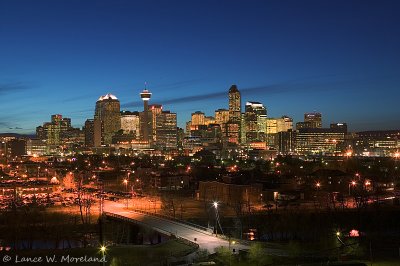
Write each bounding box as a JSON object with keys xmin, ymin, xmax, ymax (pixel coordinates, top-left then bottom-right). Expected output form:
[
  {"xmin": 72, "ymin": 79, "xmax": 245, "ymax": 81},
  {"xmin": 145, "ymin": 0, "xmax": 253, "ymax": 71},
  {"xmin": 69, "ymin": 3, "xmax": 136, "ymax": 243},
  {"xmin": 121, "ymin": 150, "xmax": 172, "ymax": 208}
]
[
  {"xmin": 0, "ymin": 122, "xmax": 12, "ymax": 127},
  {"xmin": 0, "ymin": 82, "xmax": 33, "ymax": 94},
  {"xmin": 120, "ymin": 82, "xmax": 328, "ymax": 109},
  {"xmin": 61, "ymin": 79, "xmax": 206, "ymax": 104},
  {"xmin": 62, "ymin": 93, "xmax": 99, "ymax": 103},
  {"xmin": 151, "ymin": 78, "xmax": 206, "ymax": 90},
  {"xmin": 121, "ymin": 75, "xmax": 391, "ymax": 109}
]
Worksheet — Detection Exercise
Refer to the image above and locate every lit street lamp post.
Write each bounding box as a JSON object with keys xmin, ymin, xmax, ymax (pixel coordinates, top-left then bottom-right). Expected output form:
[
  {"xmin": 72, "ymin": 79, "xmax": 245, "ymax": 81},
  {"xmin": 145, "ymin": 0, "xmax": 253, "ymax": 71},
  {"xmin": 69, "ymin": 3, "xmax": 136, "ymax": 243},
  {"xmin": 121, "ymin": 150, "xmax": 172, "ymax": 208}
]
[
  {"xmin": 348, "ymin": 181, "xmax": 356, "ymax": 195},
  {"xmin": 213, "ymin": 202, "xmax": 218, "ymax": 236},
  {"xmin": 100, "ymin": 245, "xmax": 106, "ymax": 266},
  {"xmin": 123, "ymin": 179, "xmax": 128, "ymax": 208}
]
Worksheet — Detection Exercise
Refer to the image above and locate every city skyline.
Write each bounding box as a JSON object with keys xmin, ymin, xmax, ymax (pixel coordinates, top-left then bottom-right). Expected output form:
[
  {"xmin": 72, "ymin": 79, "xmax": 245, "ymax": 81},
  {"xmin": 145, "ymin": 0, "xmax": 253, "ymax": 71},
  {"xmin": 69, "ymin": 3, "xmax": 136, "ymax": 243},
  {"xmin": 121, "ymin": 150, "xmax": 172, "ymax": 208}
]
[
  {"xmin": 1, "ymin": 2, "xmax": 400, "ymax": 265},
  {"xmin": 1, "ymin": 0, "xmax": 400, "ymax": 133},
  {"xmin": 0, "ymin": 83, "xmax": 398, "ymax": 135}
]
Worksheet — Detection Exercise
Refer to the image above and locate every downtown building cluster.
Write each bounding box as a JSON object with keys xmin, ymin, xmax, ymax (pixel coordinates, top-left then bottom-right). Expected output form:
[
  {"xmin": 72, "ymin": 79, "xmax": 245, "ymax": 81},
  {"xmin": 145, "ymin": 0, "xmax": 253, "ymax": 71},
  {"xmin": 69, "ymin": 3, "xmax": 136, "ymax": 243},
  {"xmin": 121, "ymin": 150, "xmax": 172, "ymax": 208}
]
[
  {"xmin": 183, "ymin": 85, "xmax": 399, "ymax": 159},
  {"xmin": 0, "ymin": 84, "xmax": 399, "ymax": 161},
  {"xmin": 31, "ymin": 89, "xmax": 178, "ymax": 156}
]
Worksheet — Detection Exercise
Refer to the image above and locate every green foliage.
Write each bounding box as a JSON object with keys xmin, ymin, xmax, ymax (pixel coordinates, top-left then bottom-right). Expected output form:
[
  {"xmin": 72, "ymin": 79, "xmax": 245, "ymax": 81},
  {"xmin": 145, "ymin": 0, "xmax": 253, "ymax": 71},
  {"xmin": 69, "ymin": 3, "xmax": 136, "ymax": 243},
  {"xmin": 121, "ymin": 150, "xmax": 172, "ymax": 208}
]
[
  {"xmin": 247, "ymin": 243, "xmax": 272, "ymax": 266},
  {"xmin": 194, "ymin": 248, "xmax": 210, "ymax": 262},
  {"xmin": 214, "ymin": 246, "xmax": 231, "ymax": 265},
  {"xmin": 287, "ymin": 240, "xmax": 301, "ymax": 257},
  {"xmin": 109, "ymin": 257, "xmax": 121, "ymax": 266}
]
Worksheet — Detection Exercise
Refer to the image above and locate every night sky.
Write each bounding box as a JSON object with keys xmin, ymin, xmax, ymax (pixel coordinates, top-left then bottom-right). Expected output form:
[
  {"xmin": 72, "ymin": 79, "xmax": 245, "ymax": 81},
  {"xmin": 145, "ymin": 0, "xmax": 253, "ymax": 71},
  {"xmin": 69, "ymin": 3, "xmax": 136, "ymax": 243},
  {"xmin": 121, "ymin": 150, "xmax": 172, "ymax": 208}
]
[{"xmin": 1, "ymin": 0, "xmax": 400, "ymax": 134}]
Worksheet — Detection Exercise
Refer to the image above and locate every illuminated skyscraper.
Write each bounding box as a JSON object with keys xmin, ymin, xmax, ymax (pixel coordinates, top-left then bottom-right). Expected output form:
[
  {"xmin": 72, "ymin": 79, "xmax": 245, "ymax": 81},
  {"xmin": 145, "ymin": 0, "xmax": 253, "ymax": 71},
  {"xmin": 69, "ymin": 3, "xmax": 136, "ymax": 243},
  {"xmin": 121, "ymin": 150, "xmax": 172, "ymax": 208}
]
[
  {"xmin": 140, "ymin": 87, "xmax": 152, "ymax": 142},
  {"xmin": 37, "ymin": 114, "xmax": 74, "ymax": 146},
  {"xmin": 228, "ymin": 85, "xmax": 241, "ymax": 123},
  {"xmin": 304, "ymin": 112, "xmax": 322, "ymax": 128},
  {"xmin": 155, "ymin": 111, "xmax": 177, "ymax": 150},
  {"xmin": 226, "ymin": 85, "xmax": 241, "ymax": 144},
  {"xmin": 84, "ymin": 119, "xmax": 96, "ymax": 147},
  {"xmin": 295, "ymin": 128, "xmax": 345, "ymax": 155},
  {"xmin": 149, "ymin": 104, "xmax": 163, "ymax": 142},
  {"xmin": 120, "ymin": 111, "xmax": 140, "ymax": 138},
  {"xmin": 296, "ymin": 112, "xmax": 322, "ymax": 129},
  {"xmin": 191, "ymin": 111, "xmax": 205, "ymax": 126},
  {"xmin": 244, "ymin": 101, "xmax": 267, "ymax": 143},
  {"xmin": 94, "ymin": 93, "xmax": 121, "ymax": 145},
  {"xmin": 215, "ymin": 109, "xmax": 229, "ymax": 125},
  {"xmin": 267, "ymin": 116, "xmax": 293, "ymax": 149}
]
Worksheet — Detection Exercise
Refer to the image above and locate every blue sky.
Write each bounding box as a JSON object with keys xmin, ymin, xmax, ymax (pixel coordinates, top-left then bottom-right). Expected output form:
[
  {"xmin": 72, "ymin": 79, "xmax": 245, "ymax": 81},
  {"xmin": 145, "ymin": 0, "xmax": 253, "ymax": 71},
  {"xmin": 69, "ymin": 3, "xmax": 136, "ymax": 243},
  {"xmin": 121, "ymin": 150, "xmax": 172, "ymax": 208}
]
[{"xmin": 1, "ymin": 0, "xmax": 399, "ymax": 134}]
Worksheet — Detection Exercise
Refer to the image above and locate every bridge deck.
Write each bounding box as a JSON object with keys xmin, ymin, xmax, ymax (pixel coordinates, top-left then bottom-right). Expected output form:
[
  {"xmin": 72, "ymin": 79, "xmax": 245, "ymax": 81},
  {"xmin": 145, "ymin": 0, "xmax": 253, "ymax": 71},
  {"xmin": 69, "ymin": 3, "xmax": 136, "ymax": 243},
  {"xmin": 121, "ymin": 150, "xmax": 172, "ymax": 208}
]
[{"xmin": 104, "ymin": 202, "xmax": 247, "ymax": 253}]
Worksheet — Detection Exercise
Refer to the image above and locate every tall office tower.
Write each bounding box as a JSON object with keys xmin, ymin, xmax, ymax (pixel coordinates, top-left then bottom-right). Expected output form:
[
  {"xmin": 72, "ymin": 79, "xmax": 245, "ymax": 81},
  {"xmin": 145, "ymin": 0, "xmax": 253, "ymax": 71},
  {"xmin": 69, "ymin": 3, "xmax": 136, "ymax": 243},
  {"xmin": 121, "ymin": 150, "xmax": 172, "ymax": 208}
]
[
  {"xmin": 155, "ymin": 111, "xmax": 177, "ymax": 150},
  {"xmin": 7, "ymin": 139, "xmax": 26, "ymax": 158},
  {"xmin": 191, "ymin": 111, "xmax": 205, "ymax": 126},
  {"xmin": 36, "ymin": 114, "xmax": 73, "ymax": 146},
  {"xmin": 140, "ymin": 88, "xmax": 152, "ymax": 142},
  {"xmin": 227, "ymin": 85, "xmax": 241, "ymax": 144},
  {"xmin": 52, "ymin": 114, "xmax": 71, "ymax": 131},
  {"xmin": 304, "ymin": 112, "xmax": 322, "ymax": 128},
  {"xmin": 215, "ymin": 109, "xmax": 229, "ymax": 125},
  {"xmin": 36, "ymin": 126, "xmax": 46, "ymax": 140},
  {"xmin": 278, "ymin": 116, "xmax": 293, "ymax": 132},
  {"xmin": 228, "ymin": 85, "xmax": 241, "ymax": 122},
  {"xmin": 46, "ymin": 123, "xmax": 61, "ymax": 145},
  {"xmin": 244, "ymin": 101, "xmax": 267, "ymax": 143},
  {"xmin": 240, "ymin": 113, "xmax": 246, "ymax": 144},
  {"xmin": 94, "ymin": 93, "xmax": 121, "ymax": 145},
  {"xmin": 150, "ymin": 104, "xmax": 163, "ymax": 142},
  {"xmin": 177, "ymin": 127, "xmax": 185, "ymax": 150},
  {"xmin": 330, "ymin": 123, "xmax": 348, "ymax": 133},
  {"xmin": 278, "ymin": 130, "xmax": 295, "ymax": 154},
  {"xmin": 51, "ymin": 114, "xmax": 62, "ymax": 124},
  {"xmin": 185, "ymin": 121, "xmax": 192, "ymax": 136},
  {"xmin": 120, "ymin": 111, "xmax": 140, "ymax": 138},
  {"xmin": 84, "ymin": 119, "xmax": 95, "ymax": 147},
  {"xmin": 267, "ymin": 116, "xmax": 293, "ymax": 149},
  {"xmin": 93, "ymin": 119, "xmax": 102, "ymax": 147}
]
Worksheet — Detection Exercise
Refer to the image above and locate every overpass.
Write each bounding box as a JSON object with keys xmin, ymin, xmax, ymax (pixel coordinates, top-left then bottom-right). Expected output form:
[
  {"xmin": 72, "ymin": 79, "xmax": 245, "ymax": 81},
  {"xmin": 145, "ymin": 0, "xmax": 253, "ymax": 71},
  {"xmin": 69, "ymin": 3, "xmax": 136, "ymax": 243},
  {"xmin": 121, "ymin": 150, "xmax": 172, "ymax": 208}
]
[{"xmin": 104, "ymin": 202, "xmax": 248, "ymax": 253}]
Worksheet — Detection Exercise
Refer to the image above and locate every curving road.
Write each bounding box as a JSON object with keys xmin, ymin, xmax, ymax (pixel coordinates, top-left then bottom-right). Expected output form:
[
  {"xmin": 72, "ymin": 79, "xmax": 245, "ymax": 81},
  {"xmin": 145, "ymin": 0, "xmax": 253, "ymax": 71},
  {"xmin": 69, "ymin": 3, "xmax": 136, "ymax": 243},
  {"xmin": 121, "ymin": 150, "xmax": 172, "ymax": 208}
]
[{"xmin": 104, "ymin": 202, "xmax": 248, "ymax": 253}]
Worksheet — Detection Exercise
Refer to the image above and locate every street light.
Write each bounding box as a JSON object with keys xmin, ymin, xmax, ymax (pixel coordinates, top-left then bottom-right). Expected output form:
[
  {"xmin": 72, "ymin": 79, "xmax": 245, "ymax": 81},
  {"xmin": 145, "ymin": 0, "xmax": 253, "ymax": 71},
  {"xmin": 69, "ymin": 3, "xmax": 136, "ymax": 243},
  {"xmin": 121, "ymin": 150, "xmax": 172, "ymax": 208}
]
[
  {"xmin": 349, "ymin": 181, "xmax": 356, "ymax": 195},
  {"xmin": 213, "ymin": 201, "xmax": 218, "ymax": 236},
  {"xmin": 100, "ymin": 246, "xmax": 106, "ymax": 266},
  {"xmin": 336, "ymin": 231, "xmax": 344, "ymax": 245},
  {"xmin": 355, "ymin": 173, "xmax": 360, "ymax": 180},
  {"xmin": 364, "ymin": 180, "xmax": 371, "ymax": 191},
  {"xmin": 123, "ymin": 179, "xmax": 128, "ymax": 208}
]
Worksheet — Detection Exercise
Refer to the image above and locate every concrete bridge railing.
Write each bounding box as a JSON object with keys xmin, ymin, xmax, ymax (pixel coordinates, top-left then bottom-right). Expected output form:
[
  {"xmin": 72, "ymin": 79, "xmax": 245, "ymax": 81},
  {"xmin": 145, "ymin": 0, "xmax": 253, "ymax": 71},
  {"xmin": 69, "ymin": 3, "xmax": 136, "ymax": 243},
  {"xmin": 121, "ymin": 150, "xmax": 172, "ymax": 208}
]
[{"xmin": 128, "ymin": 208, "xmax": 214, "ymax": 234}]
